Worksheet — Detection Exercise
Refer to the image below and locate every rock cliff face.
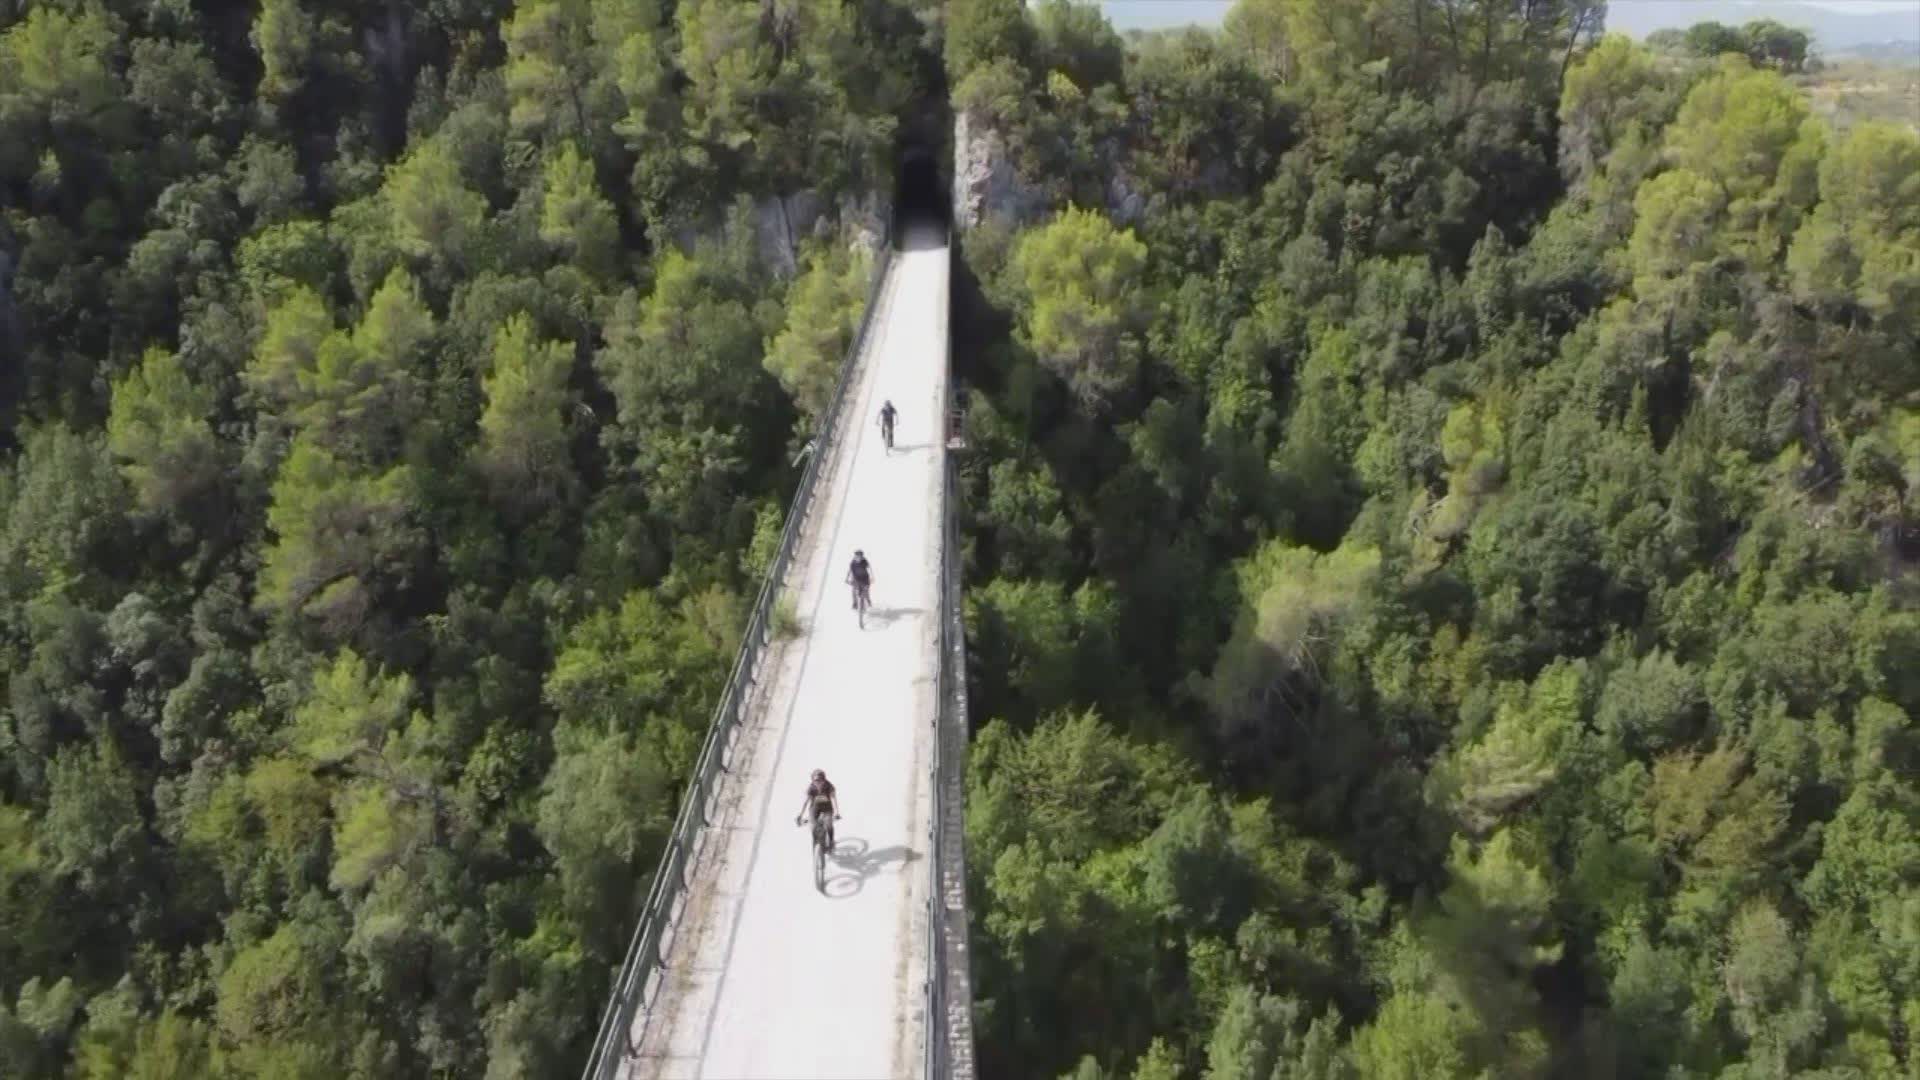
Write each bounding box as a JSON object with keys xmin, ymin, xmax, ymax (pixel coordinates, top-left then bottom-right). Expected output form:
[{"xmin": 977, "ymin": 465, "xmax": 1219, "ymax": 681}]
[
  {"xmin": 951, "ymin": 111, "xmax": 1157, "ymax": 231},
  {"xmin": 831, "ymin": 189, "xmax": 890, "ymax": 258},
  {"xmin": 951, "ymin": 109, "xmax": 1047, "ymax": 232},
  {"xmin": 1104, "ymin": 155, "xmax": 1147, "ymax": 226},
  {"xmin": 675, "ymin": 188, "xmax": 888, "ymax": 278},
  {"xmin": 751, "ymin": 190, "xmax": 828, "ymax": 278}
]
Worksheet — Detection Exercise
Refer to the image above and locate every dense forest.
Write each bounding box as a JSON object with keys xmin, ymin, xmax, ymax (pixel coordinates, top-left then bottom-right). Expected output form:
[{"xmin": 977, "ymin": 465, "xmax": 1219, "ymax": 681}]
[
  {"xmin": 946, "ymin": 1, "xmax": 1920, "ymax": 1077},
  {"xmin": 0, "ymin": 0, "xmax": 935, "ymax": 1074},
  {"xmin": 1, "ymin": 0, "xmax": 1916, "ymax": 1078}
]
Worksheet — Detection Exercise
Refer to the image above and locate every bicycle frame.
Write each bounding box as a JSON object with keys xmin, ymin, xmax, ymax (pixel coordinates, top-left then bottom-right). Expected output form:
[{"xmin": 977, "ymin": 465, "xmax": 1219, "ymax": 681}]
[{"xmin": 811, "ymin": 812, "xmax": 832, "ymax": 890}]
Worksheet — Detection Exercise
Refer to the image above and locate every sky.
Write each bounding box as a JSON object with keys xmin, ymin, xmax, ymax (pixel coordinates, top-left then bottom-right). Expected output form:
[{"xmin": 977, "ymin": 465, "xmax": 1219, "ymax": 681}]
[{"xmin": 1797, "ymin": 1, "xmax": 1919, "ymax": 11}]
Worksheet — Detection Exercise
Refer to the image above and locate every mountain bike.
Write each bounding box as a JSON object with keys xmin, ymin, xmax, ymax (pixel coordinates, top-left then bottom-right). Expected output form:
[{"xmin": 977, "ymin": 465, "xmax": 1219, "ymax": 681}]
[{"xmin": 804, "ymin": 810, "xmax": 838, "ymax": 891}]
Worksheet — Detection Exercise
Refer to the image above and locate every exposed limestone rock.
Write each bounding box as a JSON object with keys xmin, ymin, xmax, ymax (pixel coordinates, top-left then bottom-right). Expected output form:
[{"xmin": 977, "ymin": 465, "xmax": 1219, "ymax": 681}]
[
  {"xmin": 673, "ymin": 189, "xmax": 886, "ymax": 278},
  {"xmin": 951, "ymin": 109, "xmax": 1046, "ymax": 232},
  {"xmin": 752, "ymin": 190, "xmax": 827, "ymax": 278},
  {"xmin": 1105, "ymin": 161, "xmax": 1147, "ymax": 226},
  {"xmin": 835, "ymin": 189, "xmax": 890, "ymax": 257}
]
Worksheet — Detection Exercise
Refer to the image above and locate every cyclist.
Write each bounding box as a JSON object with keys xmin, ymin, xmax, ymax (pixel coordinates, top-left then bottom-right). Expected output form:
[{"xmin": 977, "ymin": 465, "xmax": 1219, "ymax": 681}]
[
  {"xmin": 794, "ymin": 768, "xmax": 841, "ymax": 850},
  {"xmin": 879, "ymin": 400, "xmax": 897, "ymax": 451},
  {"xmin": 846, "ymin": 549, "xmax": 872, "ymax": 610}
]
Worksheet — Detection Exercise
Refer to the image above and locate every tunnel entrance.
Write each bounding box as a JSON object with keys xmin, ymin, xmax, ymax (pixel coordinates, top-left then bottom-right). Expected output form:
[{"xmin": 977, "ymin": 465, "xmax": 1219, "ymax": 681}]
[{"xmin": 891, "ymin": 144, "xmax": 948, "ymax": 250}]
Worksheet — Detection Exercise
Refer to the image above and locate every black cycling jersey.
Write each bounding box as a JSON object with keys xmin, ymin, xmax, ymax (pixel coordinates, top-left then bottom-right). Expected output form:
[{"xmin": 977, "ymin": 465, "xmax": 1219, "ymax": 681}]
[
  {"xmin": 849, "ymin": 557, "xmax": 870, "ymax": 584},
  {"xmin": 807, "ymin": 779, "xmax": 836, "ymax": 816},
  {"xmin": 880, "ymin": 404, "xmax": 897, "ymax": 425}
]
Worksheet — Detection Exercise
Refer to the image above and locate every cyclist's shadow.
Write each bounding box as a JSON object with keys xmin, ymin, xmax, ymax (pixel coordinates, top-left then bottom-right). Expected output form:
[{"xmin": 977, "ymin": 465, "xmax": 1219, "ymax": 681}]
[
  {"xmin": 863, "ymin": 605, "xmax": 925, "ymax": 630},
  {"xmin": 821, "ymin": 837, "xmax": 921, "ymax": 899}
]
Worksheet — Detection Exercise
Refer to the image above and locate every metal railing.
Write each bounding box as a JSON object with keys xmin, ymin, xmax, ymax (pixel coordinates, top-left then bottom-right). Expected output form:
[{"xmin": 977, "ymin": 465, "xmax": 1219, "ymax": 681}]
[
  {"xmin": 579, "ymin": 234, "xmax": 895, "ymax": 1080},
  {"xmin": 924, "ymin": 245, "xmax": 977, "ymax": 1080}
]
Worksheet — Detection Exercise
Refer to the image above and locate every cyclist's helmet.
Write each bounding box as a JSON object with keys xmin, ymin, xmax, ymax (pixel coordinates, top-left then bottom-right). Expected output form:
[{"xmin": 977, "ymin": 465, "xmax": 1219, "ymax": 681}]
[
  {"xmin": 812, "ymin": 769, "xmax": 825, "ymax": 782},
  {"xmin": 854, "ymin": 550, "xmax": 864, "ymax": 559}
]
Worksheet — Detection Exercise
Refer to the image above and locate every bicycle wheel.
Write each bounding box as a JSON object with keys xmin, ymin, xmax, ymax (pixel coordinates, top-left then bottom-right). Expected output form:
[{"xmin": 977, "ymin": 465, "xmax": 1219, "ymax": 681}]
[{"xmin": 814, "ymin": 839, "xmax": 825, "ymax": 890}]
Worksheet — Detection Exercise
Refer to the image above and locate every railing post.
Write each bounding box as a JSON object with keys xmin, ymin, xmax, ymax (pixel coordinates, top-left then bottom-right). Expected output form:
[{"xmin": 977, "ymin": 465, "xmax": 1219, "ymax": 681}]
[{"xmin": 925, "ymin": 240, "xmax": 976, "ymax": 1080}]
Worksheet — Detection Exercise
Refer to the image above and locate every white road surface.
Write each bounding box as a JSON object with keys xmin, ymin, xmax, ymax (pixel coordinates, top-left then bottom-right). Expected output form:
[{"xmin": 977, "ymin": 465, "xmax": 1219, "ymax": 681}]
[{"xmin": 623, "ymin": 227, "xmax": 951, "ymax": 1080}]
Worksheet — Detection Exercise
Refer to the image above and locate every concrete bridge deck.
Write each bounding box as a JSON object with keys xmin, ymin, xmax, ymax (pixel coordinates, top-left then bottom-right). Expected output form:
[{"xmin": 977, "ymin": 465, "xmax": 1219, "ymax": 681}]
[{"xmin": 621, "ymin": 226, "xmax": 952, "ymax": 1079}]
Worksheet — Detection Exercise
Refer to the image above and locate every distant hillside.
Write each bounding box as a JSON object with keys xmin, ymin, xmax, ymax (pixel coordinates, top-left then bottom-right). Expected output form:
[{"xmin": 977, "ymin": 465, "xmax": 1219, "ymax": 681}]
[
  {"xmin": 1799, "ymin": 57, "xmax": 1920, "ymax": 129},
  {"xmin": 1095, "ymin": 0, "xmax": 1920, "ymax": 52},
  {"xmin": 1606, "ymin": 0, "xmax": 1919, "ymax": 52},
  {"xmin": 1834, "ymin": 38, "xmax": 1920, "ymax": 63}
]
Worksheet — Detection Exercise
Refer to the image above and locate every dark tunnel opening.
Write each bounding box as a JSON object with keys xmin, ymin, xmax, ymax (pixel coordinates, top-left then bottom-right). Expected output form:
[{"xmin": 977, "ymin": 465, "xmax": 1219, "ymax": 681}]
[{"xmin": 891, "ymin": 146, "xmax": 948, "ymax": 250}]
